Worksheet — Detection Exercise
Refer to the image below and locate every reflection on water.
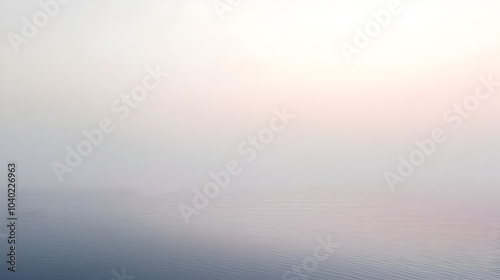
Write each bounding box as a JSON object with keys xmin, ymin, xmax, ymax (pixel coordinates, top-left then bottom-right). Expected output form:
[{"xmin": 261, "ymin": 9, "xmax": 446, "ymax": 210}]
[{"xmin": 1, "ymin": 191, "xmax": 498, "ymax": 280}]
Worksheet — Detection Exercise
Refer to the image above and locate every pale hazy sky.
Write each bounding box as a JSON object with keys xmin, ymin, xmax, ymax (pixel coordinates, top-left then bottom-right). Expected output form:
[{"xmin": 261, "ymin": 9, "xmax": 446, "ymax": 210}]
[{"xmin": 1, "ymin": 0, "xmax": 499, "ymax": 196}]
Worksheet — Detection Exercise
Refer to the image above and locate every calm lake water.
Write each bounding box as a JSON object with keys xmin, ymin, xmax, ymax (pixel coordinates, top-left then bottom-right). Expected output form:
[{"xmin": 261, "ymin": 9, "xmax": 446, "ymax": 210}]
[{"xmin": 1, "ymin": 190, "xmax": 499, "ymax": 280}]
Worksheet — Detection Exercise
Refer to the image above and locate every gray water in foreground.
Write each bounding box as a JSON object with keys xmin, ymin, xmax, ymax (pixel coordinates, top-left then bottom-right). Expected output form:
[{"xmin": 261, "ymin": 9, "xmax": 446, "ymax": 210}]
[{"xmin": 0, "ymin": 191, "xmax": 498, "ymax": 280}]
